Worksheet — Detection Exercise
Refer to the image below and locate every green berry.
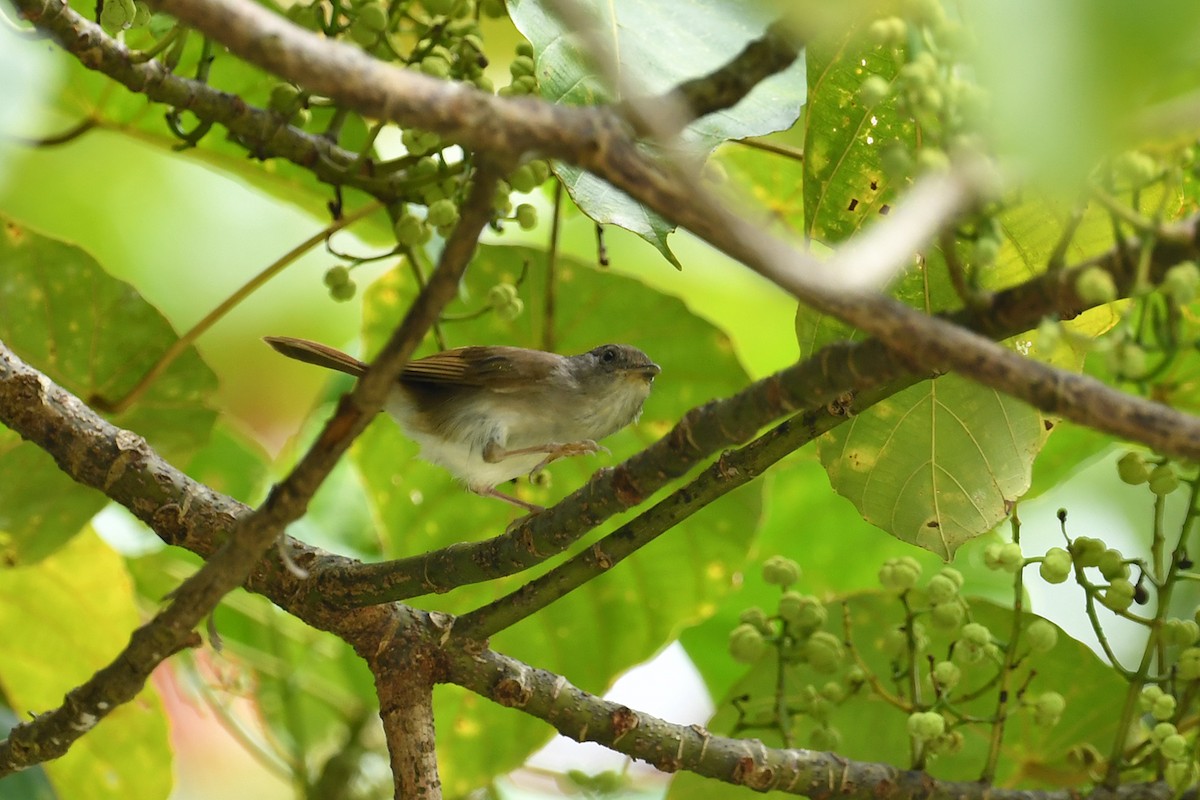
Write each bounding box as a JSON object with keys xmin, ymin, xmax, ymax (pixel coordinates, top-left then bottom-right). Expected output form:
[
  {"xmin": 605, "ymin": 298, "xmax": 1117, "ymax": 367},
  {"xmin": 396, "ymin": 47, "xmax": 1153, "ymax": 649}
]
[
  {"xmin": 810, "ymin": 726, "xmax": 841, "ymax": 751},
  {"xmin": 131, "ymin": 1, "xmax": 151, "ymax": 27},
  {"xmin": 1179, "ymin": 648, "xmax": 1200, "ymax": 681},
  {"xmin": 929, "ymin": 601, "xmax": 965, "ymax": 630},
  {"xmin": 906, "ymin": 711, "xmax": 945, "ymax": 742},
  {"xmin": 495, "ymin": 297, "xmax": 524, "ymax": 321},
  {"xmin": 996, "ymin": 542, "xmax": 1024, "ymax": 573},
  {"xmin": 1034, "ymin": 692, "xmax": 1066, "ymax": 726},
  {"xmin": 858, "ymin": 76, "xmax": 891, "ymax": 107},
  {"xmin": 100, "ymin": 0, "xmax": 137, "ymax": 32},
  {"xmin": 1025, "ymin": 619, "xmax": 1058, "ymax": 654},
  {"xmin": 1108, "ymin": 341, "xmax": 1147, "ymax": 377},
  {"xmin": 1070, "ymin": 537, "xmax": 1106, "ymax": 568},
  {"xmin": 422, "ymin": 0, "xmax": 455, "ymax": 15},
  {"xmin": 1164, "ymin": 261, "xmax": 1200, "ymax": 305},
  {"xmin": 393, "ymin": 214, "xmax": 429, "ymax": 247},
  {"xmin": 820, "ymin": 681, "xmax": 845, "ymax": 703},
  {"xmin": 1102, "ymin": 579, "xmax": 1135, "ymax": 612},
  {"xmin": 1154, "ymin": 721, "xmax": 1178, "ymax": 743},
  {"xmin": 349, "ymin": 15, "xmax": 382, "ymax": 45},
  {"xmin": 323, "ymin": 265, "xmax": 350, "ymax": 288},
  {"xmin": 1153, "ymin": 693, "xmax": 1178, "ymax": 721},
  {"xmin": 762, "ymin": 555, "xmax": 801, "ymax": 587},
  {"xmin": 509, "ymin": 55, "xmax": 535, "ymax": 79},
  {"xmin": 1150, "ymin": 464, "xmax": 1180, "ymax": 496},
  {"xmin": 738, "ymin": 607, "xmax": 771, "ymax": 634},
  {"xmin": 960, "ymin": 622, "xmax": 991, "ymax": 648},
  {"xmin": 1117, "ymin": 451, "xmax": 1150, "ymax": 485},
  {"xmin": 1098, "ymin": 549, "xmax": 1129, "ymax": 581},
  {"xmin": 515, "ymin": 203, "xmax": 538, "ymax": 230},
  {"xmin": 1039, "ymin": 548, "xmax": 1072, "ymax": 584},
  {"xmin": 356, "ymin": 2, "xmax": 388, "ymax": 31},
  {"xmin": 508, "ymin": 165, "xmax": 539, "ymax": 194},
  {"xmin": 1162, "ymin": 734, "xmax": 1189, "ymax": 761},
  {"xmin": 926, "ymin": 574, "xmax": 958, "ymax": 604},
  {"xmin": 728, "ymin": 623, "xmax": 767, "ymax": 664},
  {"xmin": 330, "ymin": 279, "xmax": 357, "ymax": 302},
  {"xmin": 1140, "ymin": 685, "xmax": 1165, "ymax": 711},
  {"xmin": 420, "ymin": 56, "xmax": 452, "ymax": 79},
  {"xmin": 480, "ymin": 0, "xmax": 505, "ymax": 16},
  {"xmin": 426, "ymin": 198, "xmax": 459, "ymax": 228},
  {"xmin": 1075, "ymin": 266, "xmax": 1117, "ymax": 304},
  {"xmin": 779, "ymin": 592, "xmax": 826, "ymax": 629},
  {"xmin": 1165, "ymin": 619, "xmax": 1200, "ymax": 648},
  {"xmin": 879, "ymin": 557, "xmax": 922, "ymax": 593},
  {"xmin": 939, "ymin": 568, "xmax": 964, "ymax": 588},
  {"xmin": 868, "ymin": 16, "xmax": 907, "ymax": 47},
  {"xmin": 932, "ymin": 660, "xmax": 961, "ymax": 691},
  {"xmin": 1112, "ymin": 151, "xmax": 1159, "ymax": 188},
  {"xmin": 804, "ymin": 632, "xmax": 845, "ymax": 673}
]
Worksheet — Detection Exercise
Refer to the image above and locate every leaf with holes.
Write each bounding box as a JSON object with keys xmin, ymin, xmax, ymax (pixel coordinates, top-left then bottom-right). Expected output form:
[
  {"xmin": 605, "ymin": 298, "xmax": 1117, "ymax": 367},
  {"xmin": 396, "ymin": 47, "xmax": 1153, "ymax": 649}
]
[
  {"xmin": 509, "ymin": 0, "xmax": 806, "ymax": 266},
  {"xmin": 804, "ymin": 18, "xmax": 914, "ymax": 247}
]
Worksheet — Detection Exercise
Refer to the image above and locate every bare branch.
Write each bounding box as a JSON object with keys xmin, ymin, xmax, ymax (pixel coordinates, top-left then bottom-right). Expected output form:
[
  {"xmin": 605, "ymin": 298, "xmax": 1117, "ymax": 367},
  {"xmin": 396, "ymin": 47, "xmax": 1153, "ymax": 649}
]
[{"xmin": 443, "ymin": 641, "xmax": 1176, "ymax": 799}]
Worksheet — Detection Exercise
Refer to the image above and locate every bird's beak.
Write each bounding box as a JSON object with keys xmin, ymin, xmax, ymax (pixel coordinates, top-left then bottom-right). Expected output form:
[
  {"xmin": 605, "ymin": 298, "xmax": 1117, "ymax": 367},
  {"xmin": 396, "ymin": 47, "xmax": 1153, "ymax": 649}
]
[{"xmin": 637, "ymin": 362, "xmax": 661, "ymax": 381}]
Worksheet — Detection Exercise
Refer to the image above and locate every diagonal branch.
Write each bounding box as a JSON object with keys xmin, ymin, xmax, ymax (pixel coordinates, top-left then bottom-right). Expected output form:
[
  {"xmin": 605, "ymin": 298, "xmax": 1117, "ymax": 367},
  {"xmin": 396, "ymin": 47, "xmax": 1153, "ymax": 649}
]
[
  {"xmin": 0, "ymin": 160, "xmax": 504, "ymax": 778},
  {"xmin": 443, "ymin": 640, "xmax": 1173, "ymax": 799},
  {"xmin": 318, "ymin": 223, "xmax": 1200, "ymax": 608},
  {"xmin": 125, "ymin": 0, "xmax": 1200, "ymax": 462}
]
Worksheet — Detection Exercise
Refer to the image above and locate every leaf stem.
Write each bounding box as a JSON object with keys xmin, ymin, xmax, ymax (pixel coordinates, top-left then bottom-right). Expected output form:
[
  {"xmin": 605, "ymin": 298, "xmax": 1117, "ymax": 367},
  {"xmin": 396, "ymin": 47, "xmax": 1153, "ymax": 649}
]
[{"xmin": 92, "ymin": 200, "xmax": 382, "ymax": 414}]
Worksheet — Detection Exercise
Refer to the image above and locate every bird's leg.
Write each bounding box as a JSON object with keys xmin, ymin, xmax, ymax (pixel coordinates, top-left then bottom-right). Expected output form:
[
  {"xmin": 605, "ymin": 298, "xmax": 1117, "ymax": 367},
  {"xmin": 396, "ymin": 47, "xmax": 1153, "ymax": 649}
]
[
  {"xmin": 470, "ymin": 485, "xmax": 544, "ymax": 513},
  {"xmin": 482, "ymin": 439, "xmax": 609, "ymax": 475}
]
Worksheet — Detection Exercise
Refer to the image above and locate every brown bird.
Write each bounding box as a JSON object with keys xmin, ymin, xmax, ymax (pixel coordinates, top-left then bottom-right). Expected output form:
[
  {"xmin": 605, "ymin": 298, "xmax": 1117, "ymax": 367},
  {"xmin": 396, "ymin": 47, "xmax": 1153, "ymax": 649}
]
[{"xmin": 265, "ymin": 336, "xmax": 660, "ymax": 511}]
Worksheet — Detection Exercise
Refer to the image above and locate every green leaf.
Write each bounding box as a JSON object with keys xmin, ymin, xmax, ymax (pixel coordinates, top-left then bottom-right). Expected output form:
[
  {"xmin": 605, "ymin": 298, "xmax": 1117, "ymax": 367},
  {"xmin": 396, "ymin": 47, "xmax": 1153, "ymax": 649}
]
[
  {"xmin": 671, "ymin": 594, "xmax": 1123, "ymax": 798},
  {"xmin": 0, "ymin": 217, "xmax": 218, "ymax": 563},
  {"xmin": 509, "ymin": 0, "xmax": 806, "ymax": 265},
  {"xmin": 0, "ymin": 530, "xmax": 173, "ymax": 800},
  {"xmin": 820, "ymin": 375, "xmax": 1050, "ymax": 558},
  {"xmin": 351, "ymin": 244, "xmax": 759, "ymax": 788},
  {"xmin": 803, "ymin": 19, "xmax": 914, "ymax": 246}
]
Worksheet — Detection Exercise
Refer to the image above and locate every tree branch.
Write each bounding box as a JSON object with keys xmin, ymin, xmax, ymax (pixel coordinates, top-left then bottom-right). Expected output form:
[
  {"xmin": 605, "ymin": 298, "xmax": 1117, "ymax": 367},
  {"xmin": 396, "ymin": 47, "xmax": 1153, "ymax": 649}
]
[
  {"xmin": 318, "ymin": 222, "xmax": 1198, "ymax": 608},
  {"xmin": 443, "ymin": 641, "xmax": 1178, "ymax": 799},
  {"xmin": 0, "ymin": 160, "xmax": 503, "ymax": 780},
  {"xmin": 122, "ymin": 0, "xmax": 1200, "ymax": 462}
]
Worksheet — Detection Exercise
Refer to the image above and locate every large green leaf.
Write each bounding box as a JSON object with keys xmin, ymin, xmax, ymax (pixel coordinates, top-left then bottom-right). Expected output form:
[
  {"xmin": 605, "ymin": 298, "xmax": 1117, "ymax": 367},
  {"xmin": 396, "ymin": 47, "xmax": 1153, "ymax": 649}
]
[
  {"xmin": 670, "ymin": 594, "xmax": 1123, "ymax": 798},
  {"xmin": 0, "ymin": 217, "xmax": 218, "ymax": 563},
  {"xmin": 819, "ymin": 374, "xmax": 1050, "ymax": 558},
  {"xmin": 509, "ymin": 0, "xmax": 806, "ymax": 266},
  {"xmin": 349, "ymin": 244, "xmax": 760, "ymax": 788},
  {"xmin": 0, "ymin": 530, "xmax": 173, "ymax": 800}
]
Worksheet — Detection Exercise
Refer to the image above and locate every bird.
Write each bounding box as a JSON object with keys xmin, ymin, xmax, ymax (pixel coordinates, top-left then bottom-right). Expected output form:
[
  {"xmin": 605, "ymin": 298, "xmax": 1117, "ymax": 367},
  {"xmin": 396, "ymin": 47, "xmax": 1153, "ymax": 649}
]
[{"xmin": 265, "ymin": 336, "xmax": 660, "ymax": 511}]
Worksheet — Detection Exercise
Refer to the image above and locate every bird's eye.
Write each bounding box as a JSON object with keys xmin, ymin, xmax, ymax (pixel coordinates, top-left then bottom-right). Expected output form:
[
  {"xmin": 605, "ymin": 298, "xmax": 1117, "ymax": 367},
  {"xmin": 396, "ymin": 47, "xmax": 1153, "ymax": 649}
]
[{"xmin": 600, "ymin": 347, "xmax": 616, "ymax": 363}]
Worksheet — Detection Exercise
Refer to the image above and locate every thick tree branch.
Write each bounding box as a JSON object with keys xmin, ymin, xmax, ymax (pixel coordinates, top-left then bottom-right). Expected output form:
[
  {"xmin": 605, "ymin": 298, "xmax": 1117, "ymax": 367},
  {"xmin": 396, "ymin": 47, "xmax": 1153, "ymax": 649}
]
[
  {"xmin": 9, "ymin": 0, "xmax": 404, "ymax": 198},
  {"xmin": 0, "ymin": 247, "xmax": 1188, "ymax": 794},
  {"xmin": 444, "ymin": 642, "xmax": 1179, "ymax": 799},
  {"xmin": 0, "ymin": 162, "xmax": 502, "ymax": 779},
  {"xmin": 118, "ymin": 0, "xmax": 1200, "ymax": 463},
  {"xmin": 320, "ymin": 223, "xmax": 1199, "ymax": 608}
]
